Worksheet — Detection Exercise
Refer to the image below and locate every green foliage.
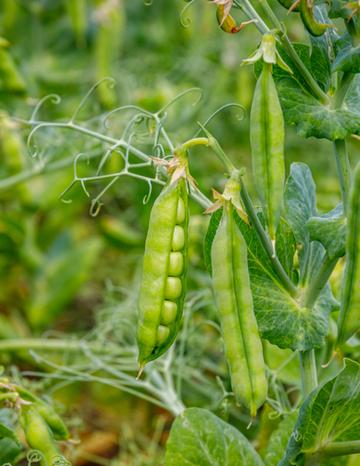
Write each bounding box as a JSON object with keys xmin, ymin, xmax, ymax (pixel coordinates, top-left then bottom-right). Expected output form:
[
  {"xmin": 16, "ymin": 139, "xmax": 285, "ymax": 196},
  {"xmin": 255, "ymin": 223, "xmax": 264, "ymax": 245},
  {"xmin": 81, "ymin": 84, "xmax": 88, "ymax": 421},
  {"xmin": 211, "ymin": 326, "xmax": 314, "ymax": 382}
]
[
  {"xmin": 165, "ymin": 407, "xmax": 264, "ymax": 466},
  {"xmin": 280, "ymin": 360, "xmax": 360, "ymax": 465}
]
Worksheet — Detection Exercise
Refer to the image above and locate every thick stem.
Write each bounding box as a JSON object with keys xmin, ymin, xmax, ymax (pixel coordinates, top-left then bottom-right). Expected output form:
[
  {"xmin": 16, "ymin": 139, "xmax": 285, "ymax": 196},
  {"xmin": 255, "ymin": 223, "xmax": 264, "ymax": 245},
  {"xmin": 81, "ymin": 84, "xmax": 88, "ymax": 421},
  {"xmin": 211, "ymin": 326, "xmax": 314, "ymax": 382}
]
[
  {"xmin": 0, "ymin": 338, "xmax": 131, "ymax": 356},
  {"xmin": 279, "ymin": 35, "xmax": 329, "ymax": 104},
  {"xmin": 333, "ymin": 140, "xmax": 351, "ymax": 212},
  {"xmin": 322, "ymin": 440, "xmax": 360, "ymax": 457},
  {"xmin": 240, "ymin": 181, "xmax": 298, "ymax": 297},
  {"xmin": 299, "ymin": 350, "xmax": 318, "ymax": 397},
  {"xmin": 302, "ymin": 254, "xmax": 338, "ymax": 309}
]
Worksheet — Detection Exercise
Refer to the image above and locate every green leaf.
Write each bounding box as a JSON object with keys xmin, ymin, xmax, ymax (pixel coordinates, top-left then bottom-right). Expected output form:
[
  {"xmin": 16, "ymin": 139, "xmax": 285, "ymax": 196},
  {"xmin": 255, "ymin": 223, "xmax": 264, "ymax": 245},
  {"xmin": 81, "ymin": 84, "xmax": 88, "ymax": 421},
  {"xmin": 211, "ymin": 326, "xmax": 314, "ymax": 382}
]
[
  {"xmin": 284, "ymin": 163, "xmax": 326, "ymax": 282},
  {"xmin": 204, "ymin": 209, "xmax": 223, "ymax": 275},
  {"xmin": 26, "ymin": 235, "xmax": 103, "ymax": 329},
  {"xmin": 165, "ymin": 408, "xmax": 264, "ymax": 466},
  {"xmin": 275, "ymin": 218, "xmax": 296, "ymax": 278},
  {"xmin": 0, "ymin": 409, "xmax": 22, "ymax": 463},
  {"xmin": 329, "ymin": 0, "xmax": 355, "ymax": 19},
  {"xmin": 332, "ymin": 45, "xmax": 360, "ymax": 73},
  {"xmin": 307, "ymin": 204, "xmax": 346, "ymax": 259},
  {"xmin": 234, "ymin": 213, "xmax": 330, "ymax": 351},
  {"xmin": 276, "ymin": 77, "xmax": 360, "ymax": 140},
  {"xmin": 264, "ymin": 412, "xmax": 298, "ymax": 466},
  {"xmin": 280, "ymin": 359, "xmax": 360, "ymax": 465},
  {"xmin": 264, "ymin": 342, "xmax": 301, "ymax": 386}
]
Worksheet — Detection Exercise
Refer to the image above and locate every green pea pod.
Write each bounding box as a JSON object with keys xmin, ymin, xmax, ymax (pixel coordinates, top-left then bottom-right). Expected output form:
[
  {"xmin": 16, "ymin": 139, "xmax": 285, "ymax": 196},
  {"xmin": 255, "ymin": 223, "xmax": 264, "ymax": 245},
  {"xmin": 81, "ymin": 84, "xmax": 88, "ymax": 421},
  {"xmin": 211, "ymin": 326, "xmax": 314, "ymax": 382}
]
[
  {"xmin": 137, "ymin": 176, "xmax": 189, "ymax": 367},
  {"xmin": 66, "ymin": 0, "xmax": 87, "ymax": 48},
  {"xmin": 211, "ymin": 201, "xmax": 267, "ymax": 417},
  {"xmin": 21, "ymin": 406, "xmax": 63, "ymax": 466},
  {"xmin": 250, "ymin": 63, "xmax": 285, "ymax": 239},
  {"xmin": 337, "ymin": 162, "xmax": 360, "ymax": 344},
  {"xmin": 94, "ymin": 0, "xmax": 124, "ymax": 108},
  {"xmin": 0, "ymin": 38, "xmax": 26, "ymax": 93},
  {"xmin": 16, "ymin": 386, "xmax": 69, "ymax": 440},
  {"xmin": 299, "ymin": 0, "xmax": 329, "ymax": 36}
]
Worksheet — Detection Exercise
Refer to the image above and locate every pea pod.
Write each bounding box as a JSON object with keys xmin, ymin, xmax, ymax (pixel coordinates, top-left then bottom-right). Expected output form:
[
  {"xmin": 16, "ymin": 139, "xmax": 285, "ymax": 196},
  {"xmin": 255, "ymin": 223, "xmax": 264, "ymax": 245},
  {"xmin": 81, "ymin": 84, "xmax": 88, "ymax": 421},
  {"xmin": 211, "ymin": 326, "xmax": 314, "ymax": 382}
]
[
  {"xmin": 0, "ymin": 38, "xmax": 26, "ymax": 93},
  {"xmin": 94, "ymin": 0, "xmax": 124, "ymax": 108},
  {"xmin": 299, "ymin": 0, "xmax": 329, "ymax": 36},
  {"xmin": 16, "ymin": 386, "xmax": 69, "ymax": 440},
  {"xmin": 66, "ymin": 0, "xmax": 87, "ymax": 48},
  {"xmin": 21, "ymin": 406, "xmax": 63, "ymax": 466},
  {"xmin": 137, "ymin": 176, "xmax": 189, "ymax": 367},
  {"xmin": 211, "ymin": 195, "xmax": 267, "ymax": 416},
  {"xmin": 337, "ymin": 162, "xmax": 360, "ymax": 344},
  {"xmin": 250, "ymin": 62, "xmax": 285, "ymax": 239}
]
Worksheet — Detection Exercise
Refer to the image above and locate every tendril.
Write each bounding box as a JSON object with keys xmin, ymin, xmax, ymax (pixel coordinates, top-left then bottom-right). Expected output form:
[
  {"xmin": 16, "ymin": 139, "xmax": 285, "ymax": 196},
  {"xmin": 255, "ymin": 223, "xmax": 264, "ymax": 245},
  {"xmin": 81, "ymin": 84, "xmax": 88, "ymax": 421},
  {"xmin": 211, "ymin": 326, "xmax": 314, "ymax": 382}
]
[
  {"xmin": 180, "ymin": 0, "xmax": 197, "ymax": 27},
  {"xmin": 30, "ymin": 94, "xmax": 61, "ymax": 123},
  {"xmin": 157, "ymin": 87, "xmax": 203, "ymax": 117},
  {"xmin": 69, "ymin": 77, "xmax": 115, "ymax": 124},
  {"xmin": 193, "ymin": 102, "xmax": 245, "ymax": 137},
  {"xmin": 143, "ymin": 179, "xmax": 153, "ymax": 204}
]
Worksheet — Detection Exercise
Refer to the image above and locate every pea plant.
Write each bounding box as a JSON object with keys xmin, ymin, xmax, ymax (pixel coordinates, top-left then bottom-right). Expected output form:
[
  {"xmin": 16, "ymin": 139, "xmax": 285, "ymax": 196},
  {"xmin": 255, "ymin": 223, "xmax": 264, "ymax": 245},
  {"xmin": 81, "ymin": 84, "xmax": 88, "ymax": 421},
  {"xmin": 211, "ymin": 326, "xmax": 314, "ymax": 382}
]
[{"xmin": 1, "ymin": 0, "xmax": 360, "ymax": 464}]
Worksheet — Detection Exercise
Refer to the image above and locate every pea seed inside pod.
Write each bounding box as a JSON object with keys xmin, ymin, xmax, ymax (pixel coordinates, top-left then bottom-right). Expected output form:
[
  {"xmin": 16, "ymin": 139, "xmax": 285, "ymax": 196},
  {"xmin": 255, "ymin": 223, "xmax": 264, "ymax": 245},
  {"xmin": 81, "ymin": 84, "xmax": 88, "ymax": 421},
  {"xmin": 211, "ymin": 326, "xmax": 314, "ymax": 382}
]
[
  {"xmin": 165, "ymin": 277, "xmax": 182, "ymax": 299},
  {"xmin": 168, "ymin": 252, "xmax": 184, "ymax": 276},
  {"xmin": 157, "ymin": 325, "xmax": 170, "ymax": 344},
  {"xmin": 161, "ymin": 300, "xmax": 178, "ymax": 325},
  {"xmin": 176, "ymin": 198, "xmax": 186, "ymax": 223},
  {"xmin": 172, "ymin": 225, "xmax": 185, "ymax": 251}
]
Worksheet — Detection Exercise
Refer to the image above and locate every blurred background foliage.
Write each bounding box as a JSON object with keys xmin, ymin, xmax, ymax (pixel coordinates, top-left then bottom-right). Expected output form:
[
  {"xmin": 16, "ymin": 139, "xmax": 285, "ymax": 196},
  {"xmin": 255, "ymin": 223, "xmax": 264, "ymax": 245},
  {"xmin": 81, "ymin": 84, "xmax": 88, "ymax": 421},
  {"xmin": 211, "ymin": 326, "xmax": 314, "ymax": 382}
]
[{"xmin": 0, "ymin": 0, "xmax": 359, "ymax": 464}]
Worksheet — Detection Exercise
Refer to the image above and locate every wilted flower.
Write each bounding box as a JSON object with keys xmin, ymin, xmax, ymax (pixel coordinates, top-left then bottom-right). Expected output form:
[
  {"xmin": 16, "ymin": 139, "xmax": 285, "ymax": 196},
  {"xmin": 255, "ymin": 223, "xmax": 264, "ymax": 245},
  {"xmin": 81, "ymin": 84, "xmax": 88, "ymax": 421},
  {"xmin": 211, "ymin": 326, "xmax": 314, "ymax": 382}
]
[{"xmin": 212, "ymin": 0, "xmax": 234, "ymax": 19}]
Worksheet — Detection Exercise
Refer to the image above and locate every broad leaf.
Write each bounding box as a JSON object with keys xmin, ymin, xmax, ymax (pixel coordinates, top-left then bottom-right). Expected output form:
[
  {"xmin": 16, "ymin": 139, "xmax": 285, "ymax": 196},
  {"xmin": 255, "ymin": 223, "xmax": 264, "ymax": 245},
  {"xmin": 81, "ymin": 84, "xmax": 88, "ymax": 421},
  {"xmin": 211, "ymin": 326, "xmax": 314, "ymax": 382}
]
[
  {"xmin": 165, "ymin": 408, "xmax": 264, "ymax": 466},
  {"xmin": 280, "ymin": 359, "xmax": 360, "ymax": 465},
  {"xmin": 276, "ymin": 77, "xmax": 360, "ymax": 140},
  {"xmin": 275, "ymin": 218, "xmax": 296, "ymax": 278},
  {"xmin": 204, "ymin": 200, "xmax": 332, "ymax": 350},
  {"xmin": 234, "ymin": 213, "xmax": 332, "ymax": 351},
  {"xmin": 332, "ymin": 45, "xmax": 360, "ymax": 73},
  {"xmin": 0, "ymin": 409, "xmax": 22, "ymax": 464},
  {"xmin": 255, "ymin": 42, "xmax": 360, "ymax": 140},
  {"xmin": 307, "ymin": 204, "xmax": 346, "ymax": 259},
  {"xmin": 284, "ymin": 163, "xmax": 325, "ymax": 282},
  {"xmin": 264, "ymin": 412, "xmax": 298, "ymax": 466}
]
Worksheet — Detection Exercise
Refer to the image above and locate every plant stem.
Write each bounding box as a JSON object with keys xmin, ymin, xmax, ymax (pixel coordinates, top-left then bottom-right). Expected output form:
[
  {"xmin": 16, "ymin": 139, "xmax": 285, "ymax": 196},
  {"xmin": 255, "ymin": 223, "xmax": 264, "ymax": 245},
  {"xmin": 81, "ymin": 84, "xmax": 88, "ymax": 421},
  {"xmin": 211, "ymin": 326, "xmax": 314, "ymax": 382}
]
[
  {"xmin": 302, "ymin": 254, "xmax": 338, "ymax": 309},
  {"xmin": 240, "ymin": 180, "xmax": 298, "ymax": 297},
  {"xmin": 17, "ymin": 119, "xmax": 213, "ymax": 210},
  {"xmin": 333, "ymin": 139, "xmax": 351, "ymax": 212},
  {"xmin": 0, "ymin": 338, "xmax": 131, "ymax": 356},
  {"xmin": 279, "ymin": 35, "xmax": 329, "ymax": 104},
  {"xmin": 0, "ymin": 149, "xmax": 102, "ymax": 190},
  {"xmin": 322, "ymin": 440, "xmax": 360, "ymax": 457},
  {"xmin": 299, "ymin": 350, "xmax": 318, "ymax": 397}
]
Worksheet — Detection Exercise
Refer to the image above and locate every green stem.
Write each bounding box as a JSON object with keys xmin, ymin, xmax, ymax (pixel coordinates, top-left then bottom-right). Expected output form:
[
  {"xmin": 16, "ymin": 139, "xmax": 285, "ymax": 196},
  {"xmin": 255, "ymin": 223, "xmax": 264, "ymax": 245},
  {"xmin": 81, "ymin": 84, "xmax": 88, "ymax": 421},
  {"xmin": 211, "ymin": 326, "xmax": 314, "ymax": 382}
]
[
  {"xmin": 0, "ymin": 149, "xmax": 102, "ymax": 190},
  {"xmin": 17, "ymin": 119, "xmax": 213, "ymax": 210},
  {"xmin": 240, "ymin": 180, "xmax": 298, "ymax": 297},
  {"xmin": 198, "ymin": 123, "xmax": 236, "ymax": 174},
  {"xmin": 0, "ymin": 338, "xmax": 131, "ymax": 356},
  {"xmin": 322, "ymin": 440, "xmax": 360, "ymax": 457},
  {"xmin": 302, "ymin": 254, "xmax": 338, "ymax": 309},
  {"xmin": 279, "ymin": 34, "xmax": 329, "ymax": 104},
  {"xmin": 181, "ymin": 137, "xmax": 210, "ymax": 151},
  {"xmin": 333, "ymin": 140, "xmax": 351, "ymax": 212},
  {"xmin": 299, "ymin": 350, "xmax": 318, "ymax": 397}
]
